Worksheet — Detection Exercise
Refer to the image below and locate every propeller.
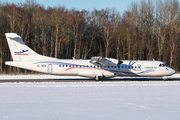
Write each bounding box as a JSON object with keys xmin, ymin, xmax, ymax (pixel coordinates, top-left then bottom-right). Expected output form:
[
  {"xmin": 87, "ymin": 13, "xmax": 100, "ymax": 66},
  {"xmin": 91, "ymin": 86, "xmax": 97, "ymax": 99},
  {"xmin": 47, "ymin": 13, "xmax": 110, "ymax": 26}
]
[{"xmin": 117, "ymin": 50, "xmax": 123, "ymax": 65}]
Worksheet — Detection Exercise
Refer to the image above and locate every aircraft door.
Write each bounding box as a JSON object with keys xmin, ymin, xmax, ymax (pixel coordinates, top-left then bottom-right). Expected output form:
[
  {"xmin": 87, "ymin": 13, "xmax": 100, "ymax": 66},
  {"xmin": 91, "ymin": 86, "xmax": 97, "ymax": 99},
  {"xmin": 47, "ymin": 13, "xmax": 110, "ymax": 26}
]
[
  {"xmin": 118, "ymin": 64, "xmax": 120, "ymax": 72},
  {"xmin": 137, "ymin": 64, "xmax": 141, "ymax": 71},
  {"xmin": 48, "ymin": 64, "xmax": 53, "ymax": 73}
]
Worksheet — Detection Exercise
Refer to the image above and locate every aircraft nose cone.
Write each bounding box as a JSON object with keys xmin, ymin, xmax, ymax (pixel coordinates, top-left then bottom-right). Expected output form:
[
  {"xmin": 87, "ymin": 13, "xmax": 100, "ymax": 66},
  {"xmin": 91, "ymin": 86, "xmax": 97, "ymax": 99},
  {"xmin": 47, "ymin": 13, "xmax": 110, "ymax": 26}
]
[
  {"xmin": 172, "ymin": 69, "xmax": 176, "ymax": 74},
  {"xmin": 167, "ymin": 68, "xmax": 176, "ymax": 76},
  {"xmin": 169, "ymin": 68, "xmax": 176, "ymax": 75}
]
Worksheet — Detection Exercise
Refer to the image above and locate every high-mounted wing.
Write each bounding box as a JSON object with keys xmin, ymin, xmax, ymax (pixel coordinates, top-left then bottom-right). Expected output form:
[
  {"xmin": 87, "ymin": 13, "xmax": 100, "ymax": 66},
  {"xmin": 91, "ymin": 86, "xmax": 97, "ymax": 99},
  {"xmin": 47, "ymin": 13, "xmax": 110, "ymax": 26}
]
[
  {"xmin": 90, "ymin": 56, "xmax": 106, "ymax": 66},
  {"xmin": 89, "ymin": 56, "xmax": 123, "ymax": 66}
]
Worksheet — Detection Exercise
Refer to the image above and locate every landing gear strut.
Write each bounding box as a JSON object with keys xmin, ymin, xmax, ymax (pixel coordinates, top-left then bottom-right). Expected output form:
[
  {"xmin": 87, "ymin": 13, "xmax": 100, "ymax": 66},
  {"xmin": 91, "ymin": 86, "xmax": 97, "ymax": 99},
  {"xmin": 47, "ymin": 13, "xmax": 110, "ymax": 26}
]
[{"xmin": 163, "ymin": 76, "xmax": 167, "ymax": 81}]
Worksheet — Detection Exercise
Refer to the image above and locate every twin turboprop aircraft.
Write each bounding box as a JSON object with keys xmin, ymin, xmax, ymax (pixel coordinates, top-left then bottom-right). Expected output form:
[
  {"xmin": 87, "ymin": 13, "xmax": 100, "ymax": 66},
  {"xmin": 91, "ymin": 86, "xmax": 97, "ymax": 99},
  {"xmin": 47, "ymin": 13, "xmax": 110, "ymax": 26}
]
[{"xmin": 5, "ymin": 33, "xmax": 176, "ymax": 80}]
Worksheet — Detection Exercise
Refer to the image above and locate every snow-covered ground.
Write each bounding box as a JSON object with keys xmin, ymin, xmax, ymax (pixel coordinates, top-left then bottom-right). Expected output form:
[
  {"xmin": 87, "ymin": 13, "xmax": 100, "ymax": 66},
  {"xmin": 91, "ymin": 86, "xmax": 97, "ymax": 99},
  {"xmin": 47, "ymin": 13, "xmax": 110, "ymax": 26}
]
[{"xmin": 0, "ymin": 81, "xmax": 180, "ymax": 120}]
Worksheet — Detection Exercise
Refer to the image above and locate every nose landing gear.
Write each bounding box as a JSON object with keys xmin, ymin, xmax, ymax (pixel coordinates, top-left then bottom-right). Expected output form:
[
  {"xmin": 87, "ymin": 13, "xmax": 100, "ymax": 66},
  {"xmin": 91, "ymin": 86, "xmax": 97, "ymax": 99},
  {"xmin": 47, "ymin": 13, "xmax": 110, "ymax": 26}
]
[{"xmin": 163, "ymin": 76, "xmax": 167, "ymax": 81}]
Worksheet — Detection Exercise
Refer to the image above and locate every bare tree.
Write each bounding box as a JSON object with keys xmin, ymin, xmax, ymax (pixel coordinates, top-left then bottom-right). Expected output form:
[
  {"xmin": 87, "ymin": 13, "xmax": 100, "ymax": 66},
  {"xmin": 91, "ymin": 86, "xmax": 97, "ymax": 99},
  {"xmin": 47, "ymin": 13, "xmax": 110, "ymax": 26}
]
[
  {"xmin": 70, "ymin": 10, "xmax": 85, "ymax": 59},
  {"xmin": 97, "ymin": 8, "xmax": 116, "ymax": 57},
  {"xmin": 81, "ymin": 10, "xmax": 97, "ymax": 59},
  {"xmin": 168, "ymin": 0, "xmax": 179, "ymax": 67}
]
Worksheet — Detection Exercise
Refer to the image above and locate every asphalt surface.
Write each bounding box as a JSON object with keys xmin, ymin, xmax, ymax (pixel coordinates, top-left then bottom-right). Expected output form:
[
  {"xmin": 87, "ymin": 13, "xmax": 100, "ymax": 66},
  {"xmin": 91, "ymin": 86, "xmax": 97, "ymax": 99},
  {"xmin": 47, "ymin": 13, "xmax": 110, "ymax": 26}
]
[{"xmin": 0, "ymin": 77, "xmax": 180, "ymax": 82}]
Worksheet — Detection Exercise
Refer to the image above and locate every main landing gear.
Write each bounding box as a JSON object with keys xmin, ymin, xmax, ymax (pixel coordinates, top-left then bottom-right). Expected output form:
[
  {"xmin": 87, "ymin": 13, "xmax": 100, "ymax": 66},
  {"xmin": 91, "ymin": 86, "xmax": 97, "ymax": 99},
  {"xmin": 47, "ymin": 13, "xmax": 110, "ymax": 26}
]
[{"xmin": 94, "ymin": 75, "xmax": 103, "ymax": 81}]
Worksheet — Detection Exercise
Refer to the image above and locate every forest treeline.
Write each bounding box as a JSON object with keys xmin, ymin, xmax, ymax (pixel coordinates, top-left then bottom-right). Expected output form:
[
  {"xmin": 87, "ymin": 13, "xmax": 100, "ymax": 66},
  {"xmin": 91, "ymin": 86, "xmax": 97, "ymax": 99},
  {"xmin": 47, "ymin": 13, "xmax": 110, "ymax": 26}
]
[{"xmin": 0, "ymin": 0, "xmax": 180, "ymax": 73}]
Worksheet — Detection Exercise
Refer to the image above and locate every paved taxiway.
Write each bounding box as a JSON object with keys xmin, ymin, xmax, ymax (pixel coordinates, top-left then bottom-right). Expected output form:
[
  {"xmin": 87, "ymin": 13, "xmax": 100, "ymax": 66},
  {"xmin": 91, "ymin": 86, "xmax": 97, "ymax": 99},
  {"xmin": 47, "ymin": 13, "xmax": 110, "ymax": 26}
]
[{"xmin": 0, "ymin": 77, "xmax": 180, "ymax": 82}]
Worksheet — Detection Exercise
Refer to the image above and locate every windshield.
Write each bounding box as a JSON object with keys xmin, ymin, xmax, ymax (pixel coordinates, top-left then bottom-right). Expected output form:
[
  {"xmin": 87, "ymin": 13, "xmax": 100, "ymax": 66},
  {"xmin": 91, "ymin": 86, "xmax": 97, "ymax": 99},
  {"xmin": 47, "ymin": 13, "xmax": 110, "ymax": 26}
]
[{"xmin": 159, "ymin": 63, "xmax": 168, "ymax": 67}]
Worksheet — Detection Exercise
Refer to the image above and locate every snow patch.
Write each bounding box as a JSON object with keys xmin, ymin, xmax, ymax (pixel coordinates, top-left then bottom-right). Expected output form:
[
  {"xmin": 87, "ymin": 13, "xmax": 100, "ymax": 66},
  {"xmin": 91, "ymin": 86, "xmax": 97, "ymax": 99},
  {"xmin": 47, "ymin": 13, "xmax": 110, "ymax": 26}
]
[{"xmin": 0, "ymin": 81, "xmax": 180, "ymax": 120}]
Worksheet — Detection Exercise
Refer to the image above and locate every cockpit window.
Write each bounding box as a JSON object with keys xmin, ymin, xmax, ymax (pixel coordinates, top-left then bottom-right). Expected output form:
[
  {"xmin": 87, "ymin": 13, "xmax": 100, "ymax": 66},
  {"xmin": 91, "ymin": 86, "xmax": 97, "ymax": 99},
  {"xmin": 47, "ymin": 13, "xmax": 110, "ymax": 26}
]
[
  {"xmin": 159, "ymin": 63, "xmax": 168, "ymax": 67},
  {"xmin": 164, "ymin": 63, "xmax": 168, "ymax": 66}
]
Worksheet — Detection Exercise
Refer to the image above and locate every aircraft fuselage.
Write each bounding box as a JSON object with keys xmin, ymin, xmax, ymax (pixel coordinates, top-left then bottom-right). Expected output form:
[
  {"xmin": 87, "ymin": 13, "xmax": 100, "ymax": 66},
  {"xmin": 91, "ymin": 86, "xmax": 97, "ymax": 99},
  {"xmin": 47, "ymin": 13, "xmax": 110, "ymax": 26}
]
[{"xmin": 5, "ymin": 59, "xmax": 176, "ymax": 79}]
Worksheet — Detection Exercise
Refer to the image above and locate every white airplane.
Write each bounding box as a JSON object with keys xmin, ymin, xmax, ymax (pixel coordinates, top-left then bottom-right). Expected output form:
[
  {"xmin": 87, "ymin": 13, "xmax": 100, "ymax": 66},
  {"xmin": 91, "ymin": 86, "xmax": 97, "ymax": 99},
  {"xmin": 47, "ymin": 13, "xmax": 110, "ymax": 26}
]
[{"xmin": 5, "ymin": 33, "xmax": 176, "ymax": 80}]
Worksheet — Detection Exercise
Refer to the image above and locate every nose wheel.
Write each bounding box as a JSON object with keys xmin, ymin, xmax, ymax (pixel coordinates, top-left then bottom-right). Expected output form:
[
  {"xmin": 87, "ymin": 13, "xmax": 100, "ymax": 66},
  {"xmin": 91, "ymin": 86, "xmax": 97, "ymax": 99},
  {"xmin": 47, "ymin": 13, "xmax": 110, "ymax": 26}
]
[{"xmin": 163, "ymin": 76, "xmax": 167, "ymax": 81}]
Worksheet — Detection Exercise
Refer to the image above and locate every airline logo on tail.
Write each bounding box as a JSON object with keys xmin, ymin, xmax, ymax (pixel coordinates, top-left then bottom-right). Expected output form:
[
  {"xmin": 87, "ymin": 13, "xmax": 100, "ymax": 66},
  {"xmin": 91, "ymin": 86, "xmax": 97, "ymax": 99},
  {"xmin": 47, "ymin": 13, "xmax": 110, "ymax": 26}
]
[{"xmin": 14, "ymin": 49, "xmax": 29, "ymax": 55}]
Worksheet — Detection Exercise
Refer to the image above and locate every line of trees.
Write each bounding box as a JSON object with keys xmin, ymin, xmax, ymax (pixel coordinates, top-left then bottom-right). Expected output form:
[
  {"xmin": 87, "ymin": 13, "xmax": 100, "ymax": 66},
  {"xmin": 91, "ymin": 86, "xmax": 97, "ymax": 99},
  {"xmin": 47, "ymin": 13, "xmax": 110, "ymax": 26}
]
[{"xmin": 0, "ymin": 0, "xmax": 180, "ymax": 73}]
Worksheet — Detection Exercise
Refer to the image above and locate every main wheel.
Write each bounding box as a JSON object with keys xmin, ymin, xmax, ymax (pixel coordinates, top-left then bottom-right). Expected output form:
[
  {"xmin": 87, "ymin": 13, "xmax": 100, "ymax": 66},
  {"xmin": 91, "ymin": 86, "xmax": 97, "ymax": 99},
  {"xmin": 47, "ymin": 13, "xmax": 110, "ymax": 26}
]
[{"xmin": 94, "ymin": 76, "xmax": 101, "ymax": 81}]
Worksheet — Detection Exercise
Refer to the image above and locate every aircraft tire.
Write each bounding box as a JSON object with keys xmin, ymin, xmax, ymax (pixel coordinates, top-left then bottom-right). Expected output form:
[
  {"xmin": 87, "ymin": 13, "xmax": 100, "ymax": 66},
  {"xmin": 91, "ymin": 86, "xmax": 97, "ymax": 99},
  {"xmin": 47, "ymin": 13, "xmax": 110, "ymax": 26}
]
[{"xmin": 95, "ymin": 76, "xmax": 101, "ymax": 81}]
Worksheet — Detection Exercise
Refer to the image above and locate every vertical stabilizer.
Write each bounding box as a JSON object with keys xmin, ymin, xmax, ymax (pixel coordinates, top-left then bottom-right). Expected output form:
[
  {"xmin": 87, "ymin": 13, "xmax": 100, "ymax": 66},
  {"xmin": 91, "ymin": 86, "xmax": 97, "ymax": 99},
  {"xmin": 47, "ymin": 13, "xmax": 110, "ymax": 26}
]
[{"xmin": 5, "ymin": 33, "xmax": 45, "ymax": 61}]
